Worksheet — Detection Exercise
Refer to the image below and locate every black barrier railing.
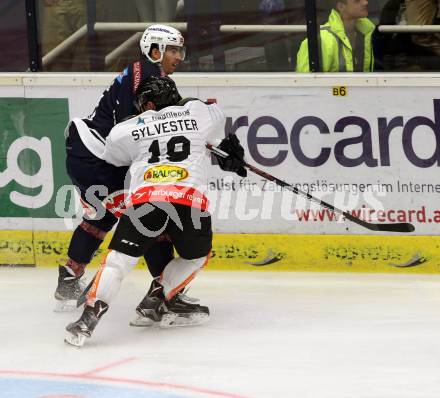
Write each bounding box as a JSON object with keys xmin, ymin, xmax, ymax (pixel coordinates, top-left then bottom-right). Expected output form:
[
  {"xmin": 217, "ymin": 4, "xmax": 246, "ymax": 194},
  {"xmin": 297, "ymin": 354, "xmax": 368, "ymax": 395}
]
[
  {"xmin": 20, "ymin": 0, "xmax": 440, "ymax": 73},
  {"xmin": 304, "ymin": 0, "xmax": 320, "ymax": 73},
  {"xmin": 25, "ymin": 0, "xmax": 40, "ymax": 72}
]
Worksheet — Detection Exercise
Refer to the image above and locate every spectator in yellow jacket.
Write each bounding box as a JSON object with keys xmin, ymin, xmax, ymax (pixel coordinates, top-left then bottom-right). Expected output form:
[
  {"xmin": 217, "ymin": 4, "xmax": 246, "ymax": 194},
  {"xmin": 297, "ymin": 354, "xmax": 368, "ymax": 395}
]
[{"xmin": 296, "ymin": 0, "xmax": 375, "ymax": 72}]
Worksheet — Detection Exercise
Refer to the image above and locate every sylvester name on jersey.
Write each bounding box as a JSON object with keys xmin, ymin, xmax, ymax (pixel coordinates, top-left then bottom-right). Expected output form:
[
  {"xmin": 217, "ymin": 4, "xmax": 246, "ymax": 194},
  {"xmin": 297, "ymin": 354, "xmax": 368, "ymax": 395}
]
[{"xmin": 131, "ymin": 118, "xmax": 199, "ymax": 141}]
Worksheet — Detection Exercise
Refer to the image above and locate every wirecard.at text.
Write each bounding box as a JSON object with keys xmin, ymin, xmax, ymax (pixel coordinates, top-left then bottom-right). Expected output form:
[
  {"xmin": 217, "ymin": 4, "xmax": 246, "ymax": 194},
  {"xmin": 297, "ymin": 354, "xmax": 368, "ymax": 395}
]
[{"xmin": 295, "ymin": 205, "xmax": 439, "ymax": 224}]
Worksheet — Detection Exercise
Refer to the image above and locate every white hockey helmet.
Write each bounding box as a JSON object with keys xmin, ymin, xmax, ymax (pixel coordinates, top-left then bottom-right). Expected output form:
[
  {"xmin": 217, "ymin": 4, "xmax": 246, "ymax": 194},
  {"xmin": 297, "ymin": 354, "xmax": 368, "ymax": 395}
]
[{"xmin": 140, "ymin": 24, "xmax": 186, "ymax": 63}]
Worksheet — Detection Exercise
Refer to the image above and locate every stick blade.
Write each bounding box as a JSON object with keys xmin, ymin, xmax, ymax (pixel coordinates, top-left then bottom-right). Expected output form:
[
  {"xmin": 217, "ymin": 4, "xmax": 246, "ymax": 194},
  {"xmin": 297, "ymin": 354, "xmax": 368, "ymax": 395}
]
[
  {"xmin": 368, "ymin": 222, "xmax": 415, "ymax": 233},
  {"xmin": 76, "ymin": 277, "xmax": 95, "ymax": 308}
]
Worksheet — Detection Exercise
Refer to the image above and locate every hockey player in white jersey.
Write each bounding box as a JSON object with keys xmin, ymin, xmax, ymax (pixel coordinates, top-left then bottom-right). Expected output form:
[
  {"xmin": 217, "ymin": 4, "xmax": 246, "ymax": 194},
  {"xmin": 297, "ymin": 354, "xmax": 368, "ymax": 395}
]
[{"xmin": 65, "ymin": 76, "xmax": 246, "ymax": 347}]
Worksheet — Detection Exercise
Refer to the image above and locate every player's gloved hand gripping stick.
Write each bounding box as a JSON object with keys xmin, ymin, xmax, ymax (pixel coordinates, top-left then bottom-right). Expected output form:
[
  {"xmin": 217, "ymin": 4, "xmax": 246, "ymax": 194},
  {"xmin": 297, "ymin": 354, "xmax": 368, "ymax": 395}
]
[{"xmin": 207, "ymin": 142, "xmax": 415, "ymax": 233}]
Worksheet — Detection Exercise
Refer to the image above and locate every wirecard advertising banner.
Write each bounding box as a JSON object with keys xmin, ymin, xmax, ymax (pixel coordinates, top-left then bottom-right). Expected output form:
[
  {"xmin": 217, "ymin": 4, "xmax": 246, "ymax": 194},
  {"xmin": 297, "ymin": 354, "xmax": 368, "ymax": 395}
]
[{"xmin": 1, "ymin": 80, "xmax": 440, "ymax": 236}]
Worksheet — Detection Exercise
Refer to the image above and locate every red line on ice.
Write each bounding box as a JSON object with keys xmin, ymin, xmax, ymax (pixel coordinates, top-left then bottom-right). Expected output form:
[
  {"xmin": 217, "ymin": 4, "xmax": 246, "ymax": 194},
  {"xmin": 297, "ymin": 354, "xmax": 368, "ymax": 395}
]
[{"xmin": 76, "ymin": 357, "xmax": 138, "ymax": 376}]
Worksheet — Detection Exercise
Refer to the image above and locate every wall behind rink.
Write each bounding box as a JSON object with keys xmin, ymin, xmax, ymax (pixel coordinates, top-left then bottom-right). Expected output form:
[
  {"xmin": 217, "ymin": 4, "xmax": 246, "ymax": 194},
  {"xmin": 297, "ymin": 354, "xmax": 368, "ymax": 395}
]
[{"xmin": 1, "ymin": 72, "xmax": 440, "ymax": 272}]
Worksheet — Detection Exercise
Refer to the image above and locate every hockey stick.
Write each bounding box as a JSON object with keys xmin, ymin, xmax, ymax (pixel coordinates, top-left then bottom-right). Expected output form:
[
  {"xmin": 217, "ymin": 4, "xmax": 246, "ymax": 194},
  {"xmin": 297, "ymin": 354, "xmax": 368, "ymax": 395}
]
[
  {"xmin": 76, "ymin": 275, "xmax": 95, "ymax": 307},
  {"xmin": 207, "ymin": 144, "xmax": 415, "ymax": 233}
]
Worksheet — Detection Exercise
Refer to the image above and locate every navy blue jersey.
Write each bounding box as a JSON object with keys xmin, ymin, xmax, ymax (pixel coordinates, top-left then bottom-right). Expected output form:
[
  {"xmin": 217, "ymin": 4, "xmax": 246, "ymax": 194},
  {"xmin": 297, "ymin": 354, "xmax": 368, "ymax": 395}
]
[{"xmin": 86, "ymin": 58, "xmax": 161, "ymax": 139}]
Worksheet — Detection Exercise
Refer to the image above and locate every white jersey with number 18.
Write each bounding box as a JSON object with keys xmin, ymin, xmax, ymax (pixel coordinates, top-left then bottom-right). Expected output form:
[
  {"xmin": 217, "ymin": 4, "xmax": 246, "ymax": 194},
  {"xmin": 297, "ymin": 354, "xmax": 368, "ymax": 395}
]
[{"xmin": 103, "ymin": 99, "xmax": 225, "ymax": 211}]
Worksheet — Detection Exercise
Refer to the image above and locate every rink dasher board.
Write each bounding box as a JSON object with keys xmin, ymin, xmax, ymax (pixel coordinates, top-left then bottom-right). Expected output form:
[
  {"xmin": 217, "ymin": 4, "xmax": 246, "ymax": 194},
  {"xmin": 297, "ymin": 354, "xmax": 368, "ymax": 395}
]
[
  {"xmin": 0, "ymin": 230, "xmax": 439, "ymax": 273},
  {"xmin": 1, "ymin": 73, "xmax": 440, "ymax": 272}
]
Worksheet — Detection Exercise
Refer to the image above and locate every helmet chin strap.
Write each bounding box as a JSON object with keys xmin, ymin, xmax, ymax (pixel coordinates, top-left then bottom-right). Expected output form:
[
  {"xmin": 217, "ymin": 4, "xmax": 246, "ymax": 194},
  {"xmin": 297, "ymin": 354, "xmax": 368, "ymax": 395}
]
[
  {"xmin": 145, "ymin": 54, "xmax": 166, "ymax": 76},
  {"xmin": 146, "ymin": 53, "xmax": 163, "ymax": 64}
]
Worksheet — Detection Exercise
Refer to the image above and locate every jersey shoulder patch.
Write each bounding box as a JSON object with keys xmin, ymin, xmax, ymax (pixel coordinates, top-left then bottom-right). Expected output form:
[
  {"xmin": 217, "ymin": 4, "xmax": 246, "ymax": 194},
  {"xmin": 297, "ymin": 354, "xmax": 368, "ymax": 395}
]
[{"xmin": 116, "ymin": 67, "xmax": 129, "ymax": 83}]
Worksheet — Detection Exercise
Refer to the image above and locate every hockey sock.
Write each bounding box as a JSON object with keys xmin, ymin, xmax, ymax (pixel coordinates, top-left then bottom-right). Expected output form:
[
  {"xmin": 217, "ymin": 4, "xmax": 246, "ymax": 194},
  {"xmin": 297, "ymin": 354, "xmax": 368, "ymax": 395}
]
[
  {"xmin": 67, "ymin": 221, "xmax": 107, "ymax": 265},
  {"xmin": 160, "ymin": 255, "xmax": 209, "ymax": 300},
  {"xmin": 87, "ymin": 250, "xmax": 139, "ymax": 305},
  {"xmin": 61, "ymin": 259, "xmax": 86, "ymax": 279}
]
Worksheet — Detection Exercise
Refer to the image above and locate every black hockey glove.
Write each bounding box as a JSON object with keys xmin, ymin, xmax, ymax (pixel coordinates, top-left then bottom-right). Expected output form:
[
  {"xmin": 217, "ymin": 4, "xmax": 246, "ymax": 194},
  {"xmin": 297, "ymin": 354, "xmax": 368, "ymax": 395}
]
[{"xmin": 216, "ymin": 135, "xmax": 247, "ymax": 177}]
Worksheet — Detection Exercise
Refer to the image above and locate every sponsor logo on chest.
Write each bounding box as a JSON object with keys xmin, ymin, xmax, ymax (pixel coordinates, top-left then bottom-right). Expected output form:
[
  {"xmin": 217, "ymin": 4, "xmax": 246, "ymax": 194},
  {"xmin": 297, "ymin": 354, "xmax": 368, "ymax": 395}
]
[{"xmin": 144, "ymin": 165, "xmax": 189, "ymax": 183}]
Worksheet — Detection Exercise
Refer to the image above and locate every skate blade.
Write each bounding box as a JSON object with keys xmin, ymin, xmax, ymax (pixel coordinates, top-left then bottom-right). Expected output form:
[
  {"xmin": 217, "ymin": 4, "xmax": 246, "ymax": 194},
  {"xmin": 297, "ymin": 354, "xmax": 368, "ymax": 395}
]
[
  {"xmin": 161, "ymin": 312, "xmax": 210, "ymax": 328},
  {"xmin": 129, "ymin": 316, "xmax": 155, "ymax": 327},
  {"xmin": 129, "ymin": 313, "xmax": 178, "ymax": 328},
  {"xmin": 54, "ymin": 300, "xmax": 78, "ymax": 313},
  {"xmin": 64, "ymin": 331, "xmax": 86, "ymax": 347},
  {"xmin": 129, "ymin": 313, "xmax": 210, "ymax": 328}
]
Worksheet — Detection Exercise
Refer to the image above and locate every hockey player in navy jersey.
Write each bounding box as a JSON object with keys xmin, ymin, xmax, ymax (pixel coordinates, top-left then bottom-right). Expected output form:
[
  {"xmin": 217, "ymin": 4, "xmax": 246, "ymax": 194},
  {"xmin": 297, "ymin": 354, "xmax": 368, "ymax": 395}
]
[
  {"xmin": 55, "ymin": 25, "xmax": 188, "ymax": 312},
  {"xmin": 64, "ymin": 76, "xmax": 246, "ymax": 347}
]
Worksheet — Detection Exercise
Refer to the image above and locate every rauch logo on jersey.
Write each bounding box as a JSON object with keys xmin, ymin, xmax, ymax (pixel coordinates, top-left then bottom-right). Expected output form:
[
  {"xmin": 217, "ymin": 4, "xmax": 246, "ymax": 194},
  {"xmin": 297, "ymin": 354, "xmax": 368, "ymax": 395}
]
[{"xmin": 144, "ymin": 165, "xmax": 189, "ymax": 183}]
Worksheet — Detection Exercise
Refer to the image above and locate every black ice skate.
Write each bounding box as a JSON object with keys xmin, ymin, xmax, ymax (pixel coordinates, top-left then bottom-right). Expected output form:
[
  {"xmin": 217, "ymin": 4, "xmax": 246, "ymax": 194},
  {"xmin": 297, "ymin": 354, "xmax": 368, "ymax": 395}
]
[
  {"xmin": 54, "ymin": 266, "xmax": 87, "ymax": 312},
  {"xmin": 166, "ymin": 293, "xmax": 210, "ymax": 327},
  {"xmin": 64, "ymin": 300, "xmax": 108, "ymax": 347},
  {"xmin": 130, "ymin": 279, "xmax": 170, "ymax": 327},
  {"xmin": 130, "ymin": 280, "xmax": 210, "ymax": 328}
]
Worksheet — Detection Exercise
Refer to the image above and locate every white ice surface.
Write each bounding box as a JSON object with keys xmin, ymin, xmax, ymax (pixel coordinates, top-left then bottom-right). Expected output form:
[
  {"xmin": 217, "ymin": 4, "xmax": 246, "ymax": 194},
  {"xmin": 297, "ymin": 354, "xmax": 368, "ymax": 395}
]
[{"xmin": 1, "ymin": 268, "xmax": 440, "ymax": 398}]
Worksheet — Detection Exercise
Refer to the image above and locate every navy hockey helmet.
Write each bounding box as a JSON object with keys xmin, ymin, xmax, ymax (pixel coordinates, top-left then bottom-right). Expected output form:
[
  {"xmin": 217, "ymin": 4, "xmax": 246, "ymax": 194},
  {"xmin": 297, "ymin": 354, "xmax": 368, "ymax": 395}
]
[{"xmin": 135, "ymin": 76, "xmax": 182, "ymax": 112}]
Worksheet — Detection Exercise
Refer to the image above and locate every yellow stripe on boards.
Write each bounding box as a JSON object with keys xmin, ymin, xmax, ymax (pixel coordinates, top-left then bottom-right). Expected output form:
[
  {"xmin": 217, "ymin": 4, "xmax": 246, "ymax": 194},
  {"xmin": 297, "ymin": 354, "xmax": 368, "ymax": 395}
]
[{"xmin": 0, "ymin": 231, "xmax": 439, "ymax": 273}]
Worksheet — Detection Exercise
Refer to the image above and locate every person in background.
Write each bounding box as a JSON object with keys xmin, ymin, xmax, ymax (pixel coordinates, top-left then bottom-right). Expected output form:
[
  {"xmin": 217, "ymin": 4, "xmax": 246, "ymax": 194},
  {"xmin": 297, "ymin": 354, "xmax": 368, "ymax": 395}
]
[
  {"xmin": 259, "ymin": 0, "xmax": 291, "ymax": 71},
  {"xmin": 183, "ymin": 0, "xmax": 225, "ymax": 71},
  {"xmin": 405, "ymin": 0, "xmax": 440, "ymax": 56},
  {"xmin": 39, "ymin": 0, "xmax": 88, "ymax": 71},
  {"xmin": 296, "ymin": 0, "xmax": 375, "ymax": 72},
  {"xmin": 135, "ymin": 0, "xmax": 177, "ymax": 22},
  {"xmin": 374, "ymin": 0, "xmax": 406, "ymax": 70}
]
